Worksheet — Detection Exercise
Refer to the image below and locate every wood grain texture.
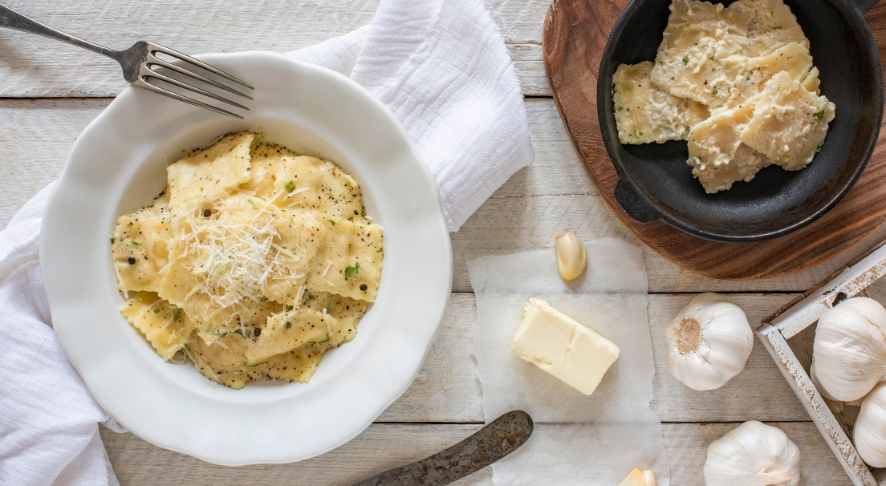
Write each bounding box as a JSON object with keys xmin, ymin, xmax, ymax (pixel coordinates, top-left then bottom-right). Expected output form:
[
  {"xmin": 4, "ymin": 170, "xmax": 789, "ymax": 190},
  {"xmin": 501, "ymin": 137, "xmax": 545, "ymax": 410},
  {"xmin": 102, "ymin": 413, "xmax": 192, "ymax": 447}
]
[
  {"xmin": 542, "ymin": 0, "xmax": 886, "ymax": 280},
  {"xmin": 8, "ymin": 97, "xmax": 886, "ymax": 294},
  {"xmin": 101, "ymin": 422, "xmax": 848, "ymax": 485},
  {"xmin": 0, "ymin": 0, "xmax": 553, "ymax": 97}
]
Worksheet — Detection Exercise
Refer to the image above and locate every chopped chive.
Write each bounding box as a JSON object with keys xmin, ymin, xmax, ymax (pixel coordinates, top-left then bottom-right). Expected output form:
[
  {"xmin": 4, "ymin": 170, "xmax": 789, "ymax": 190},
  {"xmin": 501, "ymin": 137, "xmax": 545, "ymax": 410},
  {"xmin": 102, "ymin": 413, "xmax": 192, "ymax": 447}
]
[
  {"xmin": 110, "ymin": 236, "xmax": 115, "ymax": 244},
  {"xmin": 813, "ymin": 108, "xmax": 826, "ymax": 122},
  {"xmin": 344, "ymin": 262, "xmax": 360, "ymax": 280},
  {"xmin": 310, "ymin": 333, "xmax": 331, "ymax": 345},
  {"xmin": 328, "ymin": 219, "xmax": 336, "ymax": 225},
  {"xmin": 285, "ymin": 322, "xmax": 292, "ymax": 330},
  {"xmin": 284, "ymin": 180, "xmax": 295, "ymax": 193},
  {"xmin": 682, "ymin": 55, "xmax": 689, "ymax": 64},
  {"xmin": 199, "ymin": 187, "xmax": 204, "ymax": 192},
  {"xmin": 130, "ymin": 240, "xmax": 143, "ymax": 246},
  {"xmin": 153, "ymin": 308, "xmax": 161, "ymax": 314}
]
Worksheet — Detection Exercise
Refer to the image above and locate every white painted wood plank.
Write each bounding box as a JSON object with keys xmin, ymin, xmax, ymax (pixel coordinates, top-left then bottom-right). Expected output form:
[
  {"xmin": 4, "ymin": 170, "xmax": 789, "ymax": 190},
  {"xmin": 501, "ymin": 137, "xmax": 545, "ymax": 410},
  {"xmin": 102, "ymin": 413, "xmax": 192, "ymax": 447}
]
[
  {"xmin": 0, "ymin": 99, "xmax": 107, "ymax": 221},
  {"xmin": 3, "ymin": 98, "xmax": 883, "ymax": 292},
  {"xmin": 0, "ymin": 0, "xmax": 553, "ymax": 97},
  {"xmin": 100, "ymin": 422, "xmax": 850, "ymax": 485}
]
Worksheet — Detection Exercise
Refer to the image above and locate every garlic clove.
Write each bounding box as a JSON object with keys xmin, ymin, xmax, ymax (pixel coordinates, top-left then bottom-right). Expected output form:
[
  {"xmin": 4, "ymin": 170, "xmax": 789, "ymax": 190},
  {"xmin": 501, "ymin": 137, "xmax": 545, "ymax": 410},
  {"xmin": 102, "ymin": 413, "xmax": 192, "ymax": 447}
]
[
  {"xmin": 854, "ymin": 382, "xmax": 886, "ymax": 467},
  {"xmin": 618, "ymin": 467, "xmax": 657, "ymax": 486},
  {"xmin": 812, "ymin": 297, "xmax": 886, "ymax": 402},
  {"xmin": 555, "ymin": 231, "xmax": 587, "ymax": 281},
  {"xmin": 666, "ymin": 293, "xmax": 753, "ymax": 391},
  {"xmin": 704, "ymin": 421, "xmax": 801, "ymax": 486}
]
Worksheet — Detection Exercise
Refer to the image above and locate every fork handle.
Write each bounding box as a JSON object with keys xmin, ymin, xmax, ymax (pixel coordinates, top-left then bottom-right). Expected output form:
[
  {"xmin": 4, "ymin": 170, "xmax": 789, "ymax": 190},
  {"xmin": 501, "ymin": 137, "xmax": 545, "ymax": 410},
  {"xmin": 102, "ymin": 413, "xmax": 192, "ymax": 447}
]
[{"xmin": 0, "ymin": 4, "xmax": 118, "ymax": 59}]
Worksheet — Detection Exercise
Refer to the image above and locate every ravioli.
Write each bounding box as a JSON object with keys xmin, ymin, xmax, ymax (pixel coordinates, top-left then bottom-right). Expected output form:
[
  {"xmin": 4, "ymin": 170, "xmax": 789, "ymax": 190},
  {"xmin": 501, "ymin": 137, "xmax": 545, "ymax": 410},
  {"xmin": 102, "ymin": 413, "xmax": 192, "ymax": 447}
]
[
  {"xmin": 613, "ymin": 62, "xmax": 709, "ymax": 144},
  {"xmin": 687, "ymin": 101, "xmax": 771, "ymax": 193},
  {"xmin": 719, "ymin": 42, "xmax": 813, "ymax": 112},
  {"xmin": 166, "ymin": 131, "xmax": 255, "ymax": 212},
  {"xmin": 650, "ymin": 0, "xmax": 750, "ymax": 108},
  {"xmin": 112, "ymin": 194, "xmax": 171, "ymax": 294},
  {"xmin": 113, "ymin": 131, "xmax": 384, "ymax": 388},
  {"xmin": 120, "ymin": 291, "xmax": 193, "ymax": 361},
  {"xmin": 306, "ymin": 218, "xmax": 384, "ymax": 302},
  {"xmin": 741, "ymin": 71, "xmax": 836, "ymax": 171},
  {"xmin": 729, "ymin": 0, "xmax": 808, "ymax": 57}
]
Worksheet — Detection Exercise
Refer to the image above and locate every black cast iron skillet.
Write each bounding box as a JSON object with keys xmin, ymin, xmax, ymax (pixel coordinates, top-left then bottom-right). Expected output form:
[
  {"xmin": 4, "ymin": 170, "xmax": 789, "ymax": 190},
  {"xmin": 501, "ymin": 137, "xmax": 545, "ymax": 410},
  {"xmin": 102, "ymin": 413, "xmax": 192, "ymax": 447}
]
[{"xmin": 598, "ymin": 0, "xmax": 884, "ymax": 243}]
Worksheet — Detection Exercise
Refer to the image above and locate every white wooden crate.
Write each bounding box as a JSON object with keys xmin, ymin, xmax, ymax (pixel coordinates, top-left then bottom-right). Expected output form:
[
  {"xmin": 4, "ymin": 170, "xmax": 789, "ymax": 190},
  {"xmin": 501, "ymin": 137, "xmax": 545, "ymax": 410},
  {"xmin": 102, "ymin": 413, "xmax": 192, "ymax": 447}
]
[{"xmin": 758, "ymin": 241, "xmax": 886, "ymax": 486}]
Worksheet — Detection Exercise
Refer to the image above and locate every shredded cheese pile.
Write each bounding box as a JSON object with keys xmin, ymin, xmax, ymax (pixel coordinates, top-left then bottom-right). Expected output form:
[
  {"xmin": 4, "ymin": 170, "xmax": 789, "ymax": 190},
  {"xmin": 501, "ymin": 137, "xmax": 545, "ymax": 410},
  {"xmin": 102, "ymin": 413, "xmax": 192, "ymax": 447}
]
[{"xmin": 179, "ymin": 203, "xmax": 303, "ymax": 325}]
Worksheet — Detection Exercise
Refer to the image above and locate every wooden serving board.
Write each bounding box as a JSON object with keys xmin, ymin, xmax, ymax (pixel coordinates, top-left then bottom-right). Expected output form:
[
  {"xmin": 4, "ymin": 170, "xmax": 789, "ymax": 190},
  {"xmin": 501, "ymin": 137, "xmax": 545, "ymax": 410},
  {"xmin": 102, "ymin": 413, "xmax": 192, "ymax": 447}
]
[{"xmin": 542, "ymin": 0, "xmax": 886, "ymax": 280}]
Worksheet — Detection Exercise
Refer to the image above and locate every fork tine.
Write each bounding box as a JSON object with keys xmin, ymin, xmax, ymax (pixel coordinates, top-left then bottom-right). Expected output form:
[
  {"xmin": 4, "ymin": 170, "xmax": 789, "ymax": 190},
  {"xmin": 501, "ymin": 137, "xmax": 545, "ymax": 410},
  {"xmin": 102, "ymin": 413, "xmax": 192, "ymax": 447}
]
[
  {"xmin": 134, "ymin": 79, "xmax": 243, "ymax": 119},
  {"xmin": 147, "ymin": 55, "xmax": 253, "ymax": 100},
  {"xmin": 149, "ymin": 43, "xmax": 254, "ymax": 90},
  {"xmin": 143, "ymin": 69, "xmax": 249, "ymax": 110}
]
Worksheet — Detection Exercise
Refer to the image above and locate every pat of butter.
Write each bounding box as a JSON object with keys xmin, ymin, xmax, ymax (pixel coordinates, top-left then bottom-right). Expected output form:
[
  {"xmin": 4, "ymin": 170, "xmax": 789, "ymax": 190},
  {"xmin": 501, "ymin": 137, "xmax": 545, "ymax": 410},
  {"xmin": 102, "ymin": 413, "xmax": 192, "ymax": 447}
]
[{"xmin": 511, "ymin": 298, "xmax": 620, "ymax": 395}]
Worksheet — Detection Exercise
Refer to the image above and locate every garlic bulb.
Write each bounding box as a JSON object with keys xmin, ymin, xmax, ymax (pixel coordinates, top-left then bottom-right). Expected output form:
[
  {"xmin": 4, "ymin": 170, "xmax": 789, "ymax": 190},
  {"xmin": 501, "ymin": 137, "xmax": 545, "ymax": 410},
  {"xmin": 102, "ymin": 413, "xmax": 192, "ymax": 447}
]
[
  {"xmin": 666, "ymin": 293, "xmax": 753, "ymax": 391},
  {"xmin": 618, "ymin": 467, "xmax": 657, "ymax": 486},
  {"xmin": 855, "ymin": 382, "xmax": 886, "ymax": 467},
  {"xmin": 812, "ymin": 297, "xmax": 886, "ymax": 402},
  {"xmin": 555, "ymin": 230, "xmax": 586, "ymax": 281},
  {"xmin": 809, "ymin": 361, "xmax": 844, "ymax": 414},
  {"xmin": 704, "ymin": 421, "xmax": 801, "ymax": 486}
]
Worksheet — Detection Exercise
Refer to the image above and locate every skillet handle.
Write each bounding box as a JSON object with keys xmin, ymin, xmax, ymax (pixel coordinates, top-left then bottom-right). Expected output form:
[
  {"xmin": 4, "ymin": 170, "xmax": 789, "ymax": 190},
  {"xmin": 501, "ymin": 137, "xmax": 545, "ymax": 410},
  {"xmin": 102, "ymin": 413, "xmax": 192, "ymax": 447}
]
[
  {"xmin": 849, "ymin": 0, "xmax": 880, "ymax": 14},
  {"xmin": 614, "ymin": 177, "xmax": 659, "ymax": 224}
]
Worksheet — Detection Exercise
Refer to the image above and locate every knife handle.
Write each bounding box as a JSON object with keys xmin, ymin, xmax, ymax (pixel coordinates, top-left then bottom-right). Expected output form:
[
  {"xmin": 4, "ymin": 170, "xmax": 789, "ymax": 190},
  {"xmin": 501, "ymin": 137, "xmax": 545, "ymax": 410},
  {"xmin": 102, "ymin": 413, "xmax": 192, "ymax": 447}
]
[{"xmin": 353, "ymin": 410, "xmax": 534, "ymax": 486}]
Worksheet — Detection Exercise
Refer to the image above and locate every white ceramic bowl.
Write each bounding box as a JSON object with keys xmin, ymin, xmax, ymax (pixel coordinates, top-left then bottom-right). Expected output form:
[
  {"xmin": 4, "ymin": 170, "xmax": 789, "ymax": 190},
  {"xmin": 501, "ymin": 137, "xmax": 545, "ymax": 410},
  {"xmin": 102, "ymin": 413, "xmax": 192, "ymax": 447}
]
[{"xmin": 40, "ymin": 51, "xmax": 452, "ymax": 466}]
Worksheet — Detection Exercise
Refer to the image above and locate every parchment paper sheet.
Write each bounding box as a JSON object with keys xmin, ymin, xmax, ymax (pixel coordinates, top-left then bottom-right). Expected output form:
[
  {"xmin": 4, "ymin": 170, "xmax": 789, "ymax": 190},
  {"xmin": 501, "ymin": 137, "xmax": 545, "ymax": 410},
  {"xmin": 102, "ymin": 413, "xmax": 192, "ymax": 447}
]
[{"xmin": 467, "ymin": 239, "xmax": 670, "ymax": 485}]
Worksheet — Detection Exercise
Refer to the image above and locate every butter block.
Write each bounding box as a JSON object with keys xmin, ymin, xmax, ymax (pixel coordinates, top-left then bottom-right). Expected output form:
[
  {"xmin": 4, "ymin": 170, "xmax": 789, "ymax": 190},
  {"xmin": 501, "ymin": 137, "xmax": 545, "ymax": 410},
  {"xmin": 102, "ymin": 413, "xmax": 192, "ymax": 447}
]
[{"xmin": 511, "ymin": 298, "xmax": 620, "ymax": 395}]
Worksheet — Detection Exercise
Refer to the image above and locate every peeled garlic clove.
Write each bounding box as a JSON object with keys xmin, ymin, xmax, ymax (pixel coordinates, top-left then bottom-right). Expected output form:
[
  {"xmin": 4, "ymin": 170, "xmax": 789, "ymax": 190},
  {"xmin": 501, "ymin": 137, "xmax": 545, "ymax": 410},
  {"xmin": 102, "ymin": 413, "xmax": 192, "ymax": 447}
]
[
  {"xmin": 854, "ymin": 382, "xmax": 886, "ymax": 467},
  {"xmin": 555, "ymin": 231, "xmax": 587, "ymax": 281},
  {"xmin": 704, "ymin": 421, "xmax": 800, "ymax": 486},
  {"xmin": 666, "ymin": 293, "xmax": 753, "ymax": 391},
  {"xmin": 618, "ymin": 467, "xmax": 657, "ymax": 486},
  {"xmin": 812, "ymin": 297, "xmax": 886, "ymax": 402}
]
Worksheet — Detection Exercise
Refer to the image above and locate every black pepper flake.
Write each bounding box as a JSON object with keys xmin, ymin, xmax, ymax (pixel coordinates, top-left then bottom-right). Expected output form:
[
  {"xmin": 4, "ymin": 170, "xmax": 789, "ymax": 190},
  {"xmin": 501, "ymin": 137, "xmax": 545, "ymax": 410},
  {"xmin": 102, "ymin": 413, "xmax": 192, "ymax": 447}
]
[
  {"xmin": 253, "ymin": 327, "xmax": 261, "ymax": 337},
  {"xmin": 127, "ymin": 256, "xmax": 136, "ymax": 265},
  {"xmin": 360, "ymin": 284, "xmax": 368, "ymax": 291},
  {"xmin": 203, "ymin": 209, "xmax": 211, "ymax": 217}
]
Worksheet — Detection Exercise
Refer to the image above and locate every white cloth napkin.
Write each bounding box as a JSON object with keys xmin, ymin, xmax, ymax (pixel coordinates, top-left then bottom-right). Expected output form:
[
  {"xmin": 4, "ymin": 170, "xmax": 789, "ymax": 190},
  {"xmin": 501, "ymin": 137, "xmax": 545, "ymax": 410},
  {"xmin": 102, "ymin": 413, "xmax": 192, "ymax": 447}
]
[
  {"xmin": 290, "ymin": 0, "xmax": 534, "ymax": 231},
  {"xmin": 0, "ymin": 0, "xmax": 533, "ymax": 484},
  {"xmin": 0, "ymin": 183, "xmax": 124, "ymax": 486}
]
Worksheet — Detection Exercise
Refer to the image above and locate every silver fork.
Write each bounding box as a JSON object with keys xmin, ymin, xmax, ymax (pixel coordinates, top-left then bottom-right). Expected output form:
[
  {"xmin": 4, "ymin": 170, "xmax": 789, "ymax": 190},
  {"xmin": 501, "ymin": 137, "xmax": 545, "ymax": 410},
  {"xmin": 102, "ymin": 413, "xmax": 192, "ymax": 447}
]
[{"xmin": 0, "ymin": 4, "xmax": 253, "ymax": 119}]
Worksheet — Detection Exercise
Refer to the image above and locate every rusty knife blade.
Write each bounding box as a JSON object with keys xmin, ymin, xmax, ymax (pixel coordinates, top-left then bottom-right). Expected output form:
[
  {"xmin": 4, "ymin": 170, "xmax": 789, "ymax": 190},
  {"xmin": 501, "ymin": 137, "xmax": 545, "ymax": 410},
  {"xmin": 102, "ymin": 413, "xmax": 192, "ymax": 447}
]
[{"xmin": 352, "ymin": 410, "xmax": 533, "ymax": 486}]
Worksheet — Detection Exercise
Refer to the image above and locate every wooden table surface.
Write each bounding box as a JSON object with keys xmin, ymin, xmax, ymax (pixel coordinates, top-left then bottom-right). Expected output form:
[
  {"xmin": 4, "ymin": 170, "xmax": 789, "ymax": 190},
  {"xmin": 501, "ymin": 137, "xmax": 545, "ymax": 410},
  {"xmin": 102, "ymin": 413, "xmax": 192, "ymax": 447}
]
[{"xmin": 1, "ymin": 1, "xmax": 878, "ymax": 484}]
